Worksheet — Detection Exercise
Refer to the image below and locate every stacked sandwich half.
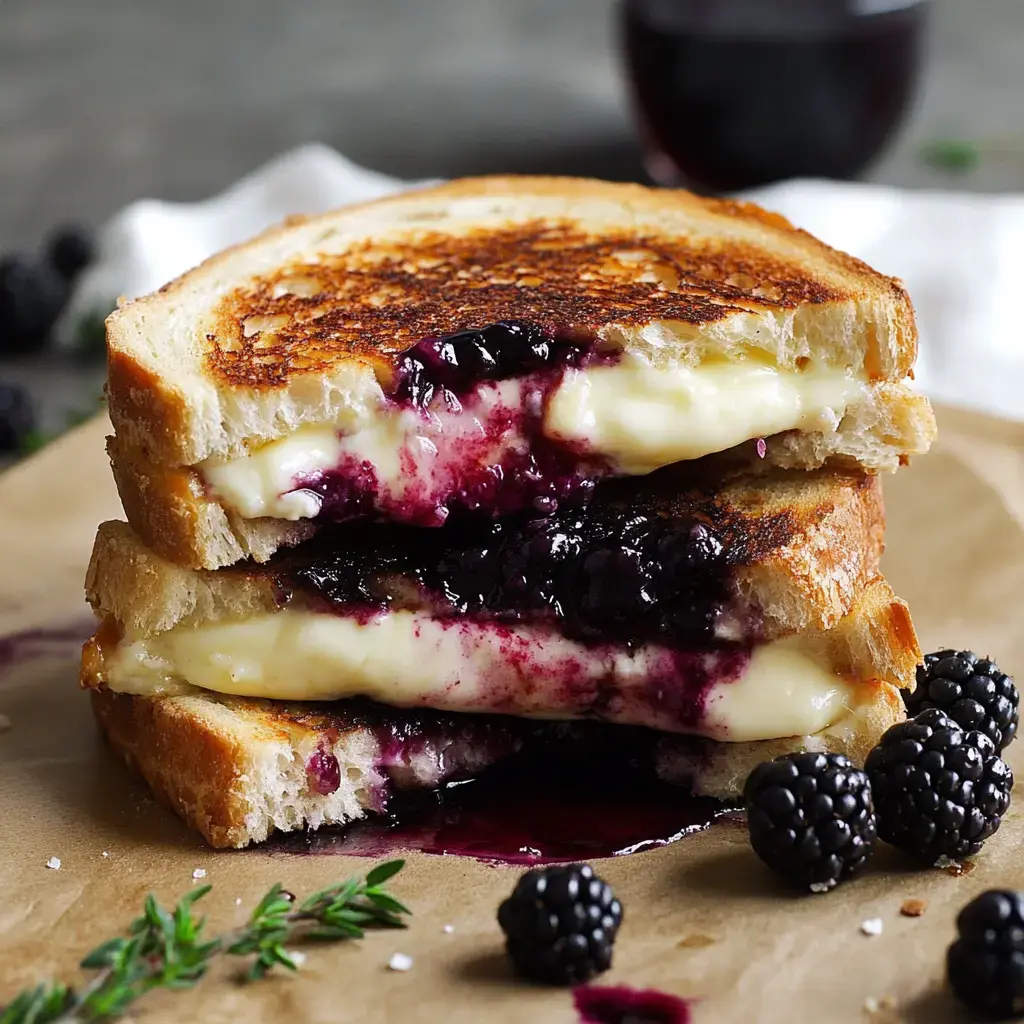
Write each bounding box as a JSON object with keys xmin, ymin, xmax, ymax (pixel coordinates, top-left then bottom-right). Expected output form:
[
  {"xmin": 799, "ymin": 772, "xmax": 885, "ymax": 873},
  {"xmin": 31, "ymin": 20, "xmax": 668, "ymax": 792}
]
[{"xmin": 80, "ymin": 177, "xmax": 936, "ymax": 848}]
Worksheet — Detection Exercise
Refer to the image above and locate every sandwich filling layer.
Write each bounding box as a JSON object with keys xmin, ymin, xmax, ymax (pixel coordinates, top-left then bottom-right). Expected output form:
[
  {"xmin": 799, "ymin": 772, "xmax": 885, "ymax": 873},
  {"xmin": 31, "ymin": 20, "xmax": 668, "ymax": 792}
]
[
  {"xmin": 199, "ymin": 321, "xmax": 867, "ymax": 526},
  {"xmin": 98, "ymin": 610, "xmax": 856, "ymax": 743}
]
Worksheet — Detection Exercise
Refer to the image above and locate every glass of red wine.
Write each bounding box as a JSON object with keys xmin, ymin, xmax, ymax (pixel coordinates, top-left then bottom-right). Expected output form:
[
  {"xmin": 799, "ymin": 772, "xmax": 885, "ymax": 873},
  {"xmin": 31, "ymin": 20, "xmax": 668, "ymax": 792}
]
[{"xmin": 621, "ymin": 0, "xmax": 930, "ymax": 193}]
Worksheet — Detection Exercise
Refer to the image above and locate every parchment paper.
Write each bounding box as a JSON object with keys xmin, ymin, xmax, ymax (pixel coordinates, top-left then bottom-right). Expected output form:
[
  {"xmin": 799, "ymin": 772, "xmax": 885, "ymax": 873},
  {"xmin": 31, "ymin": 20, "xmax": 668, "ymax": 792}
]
[{"xmin": 1, "ymin": 406, "xmax": 1022, "ymax": 1023}]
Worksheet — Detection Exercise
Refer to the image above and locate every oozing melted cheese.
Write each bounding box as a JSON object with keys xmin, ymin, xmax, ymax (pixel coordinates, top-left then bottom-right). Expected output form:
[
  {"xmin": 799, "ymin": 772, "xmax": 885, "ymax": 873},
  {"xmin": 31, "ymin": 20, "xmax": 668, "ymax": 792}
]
[
  {"xmin": 198, "ymin": 355, "xmax": 867, "ymax": 521},
  {"xmin": 103, "ymin": 609, "xmax": 857, "ymax": 742},
  {"xmin": 545, "ymin": 356, "xmax": 865, "ymax": 474}
]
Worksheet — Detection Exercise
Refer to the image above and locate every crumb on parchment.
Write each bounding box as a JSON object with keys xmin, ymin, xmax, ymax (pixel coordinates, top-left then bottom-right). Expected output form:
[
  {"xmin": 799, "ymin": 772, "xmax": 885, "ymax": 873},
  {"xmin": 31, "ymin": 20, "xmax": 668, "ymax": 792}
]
[{"xmin": 900, "ymin": 898, "xmax": 928, "ymax": 917}]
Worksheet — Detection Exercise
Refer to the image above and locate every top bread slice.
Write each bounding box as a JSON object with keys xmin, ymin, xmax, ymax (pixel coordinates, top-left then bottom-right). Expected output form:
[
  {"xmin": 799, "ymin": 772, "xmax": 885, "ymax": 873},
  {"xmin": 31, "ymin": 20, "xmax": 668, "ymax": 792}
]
[{"xmin": 107, "ymin": 175, "xmax": 926, "ymax": 470}]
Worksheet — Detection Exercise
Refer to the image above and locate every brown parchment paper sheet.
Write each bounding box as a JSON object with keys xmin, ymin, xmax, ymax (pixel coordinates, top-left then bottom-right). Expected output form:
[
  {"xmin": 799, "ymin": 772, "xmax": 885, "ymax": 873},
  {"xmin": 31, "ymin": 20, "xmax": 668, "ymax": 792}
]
[{"xmin": 2, "ymin": 405, "xmax": 1024, "ymax": 1024}]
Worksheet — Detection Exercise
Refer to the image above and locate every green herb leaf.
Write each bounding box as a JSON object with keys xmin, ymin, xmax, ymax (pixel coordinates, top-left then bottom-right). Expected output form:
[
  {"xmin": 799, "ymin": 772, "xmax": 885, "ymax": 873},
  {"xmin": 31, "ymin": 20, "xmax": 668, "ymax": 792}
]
[
  {"xmin": 365, "ymin": 859, "xmax": 405, "ymax": 887},
  {"xmin": 920, "ymin": 138, "xmax": 980, "ymax": 172},
  {"xmin": 0, "ymin": 865, "xmax": 409, "ymax": 1022}
]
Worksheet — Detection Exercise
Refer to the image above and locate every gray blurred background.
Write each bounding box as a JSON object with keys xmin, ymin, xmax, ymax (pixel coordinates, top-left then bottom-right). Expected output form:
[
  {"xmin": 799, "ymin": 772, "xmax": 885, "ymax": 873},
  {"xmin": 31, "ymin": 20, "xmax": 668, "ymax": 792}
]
[{"xmin": 1, "ymin": 0, "xmax": 1023, "ymax": 445}]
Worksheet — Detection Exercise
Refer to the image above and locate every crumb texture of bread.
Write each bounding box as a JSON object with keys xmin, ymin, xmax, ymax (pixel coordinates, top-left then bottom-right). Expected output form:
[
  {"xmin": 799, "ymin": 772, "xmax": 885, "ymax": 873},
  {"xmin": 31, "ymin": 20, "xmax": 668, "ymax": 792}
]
[
  {"xmin": 91, "ymin": 690, "xmax": 528, "ymax": 848},
  {"xmin": 91, "ymin": 690, "xmax": 383, "ymax": 848},
  {"xmin": 104, "ymin": 175, "xmax": 922, "ymax": 468}
]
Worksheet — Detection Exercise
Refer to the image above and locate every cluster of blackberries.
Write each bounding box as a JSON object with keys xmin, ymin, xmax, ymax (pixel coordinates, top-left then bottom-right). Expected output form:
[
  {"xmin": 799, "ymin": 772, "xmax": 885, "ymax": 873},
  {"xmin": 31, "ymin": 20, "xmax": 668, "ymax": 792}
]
[
  {"xmin": 744, "ymin": 650, "xmax": 1018, "ymax": 892},
  {"xmin": 1, "ymin": 225, "xmax": 94, "ymax": 357},
  {"xmin": 743, "ymin": 650, "xmax": 1020, "ymax": 1016},
  {"xmin": 0, "ymin": 225, "xmax": 96, "ymax": 452}
]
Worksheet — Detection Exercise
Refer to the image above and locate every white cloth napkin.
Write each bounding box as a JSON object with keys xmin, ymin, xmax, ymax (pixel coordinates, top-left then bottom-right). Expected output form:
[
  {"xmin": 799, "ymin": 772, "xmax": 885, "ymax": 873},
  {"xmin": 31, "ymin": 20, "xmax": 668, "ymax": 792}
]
[{"xmin": 65, "ymin": 143, "xmax": 1024, "ymax": 421}]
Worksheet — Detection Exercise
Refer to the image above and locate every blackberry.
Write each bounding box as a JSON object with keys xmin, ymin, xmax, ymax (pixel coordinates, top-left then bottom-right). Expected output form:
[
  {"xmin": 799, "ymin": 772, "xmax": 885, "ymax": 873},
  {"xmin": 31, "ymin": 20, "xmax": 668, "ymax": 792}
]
[
  {"xmin": 0, "ymin": 256, "xmax": 67, "ymax": 355},
  {"xmin": 0, "ymin": 383, "xmax": 37, "ymax": 453},
  {"xmin": 394, "ymin": 320, "xmax": 589, "ymax": 406},
  {"xmin": 743, "ymin": 752, "xmax": 876, "ymax": 890},
  {"xmin": 948, "ymin": 890, "xmax": 1024, "ymax": 1017},
  {"xmin": 45, "ymin": 224, "xmax": 96, "ymax": 280},
  {"xmin": 497, "ymin": 863, "xmax": 622, "ymax": 985},
  {"xmin": 907, "ymin": 649, "xmax": 1018, "ymax": 752},
  {"xmin": 866, "ymin": 708, "xmax": 1013, "ymax": 862}
]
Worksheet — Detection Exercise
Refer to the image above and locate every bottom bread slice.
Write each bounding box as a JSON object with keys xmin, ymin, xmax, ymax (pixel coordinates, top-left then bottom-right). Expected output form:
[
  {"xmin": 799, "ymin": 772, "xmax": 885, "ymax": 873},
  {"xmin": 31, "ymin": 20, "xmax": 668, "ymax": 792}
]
[{"xmin": 92, "ymin": 682, "xmax": 906, "ymax": 849}]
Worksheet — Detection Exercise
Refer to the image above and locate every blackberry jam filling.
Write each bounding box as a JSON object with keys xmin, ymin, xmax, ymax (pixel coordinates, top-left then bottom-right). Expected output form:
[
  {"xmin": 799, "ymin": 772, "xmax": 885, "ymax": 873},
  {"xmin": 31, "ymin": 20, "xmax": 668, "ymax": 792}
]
[
  {"xmin": 284, "ymin": 320, "xmax": 615, "ymax": 526},
  {"xmin": 267, "ymin": 482, "xmax": 739, "ymax": 651},
  {"xmin": 392, "ymin": 320, "xmax": 593, "ymax": 407}
]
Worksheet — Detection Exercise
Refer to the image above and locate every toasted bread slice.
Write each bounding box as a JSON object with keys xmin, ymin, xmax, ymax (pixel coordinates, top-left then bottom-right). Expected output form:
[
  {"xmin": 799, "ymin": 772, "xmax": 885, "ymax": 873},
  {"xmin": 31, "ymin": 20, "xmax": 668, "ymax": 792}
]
[
  {"xmin": 103, "ymin": 176, "xmax": 935, "ymax": 569},
  {"xmin": 85, "ymin": 465, "xmax": 886, "ymax": 642},
  {"xmin": 90, "ymin": 690, "xmax": 534, "ymax": 848},
  {"xmin": 91, "ymin": 679, "xmax": 906, "ymax": 850},
  {"xmin": 107, "ymin": 175, "xmax": 921, "ymax": 467}
]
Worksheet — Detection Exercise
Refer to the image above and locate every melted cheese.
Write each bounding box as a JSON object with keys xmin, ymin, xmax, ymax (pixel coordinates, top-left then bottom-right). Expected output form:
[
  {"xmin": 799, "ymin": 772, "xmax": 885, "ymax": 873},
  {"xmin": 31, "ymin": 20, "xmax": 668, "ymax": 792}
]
[
  {"xmin": 104, "ymin": 609, "xmax": 856, "ymax": 742},
  {"xmin": 545, "ymin": 356, "xmax": 865, "ymax": 474},
  {"xmin": 198, "ymin": 356, "xmax": 868, "ymax": 521}
]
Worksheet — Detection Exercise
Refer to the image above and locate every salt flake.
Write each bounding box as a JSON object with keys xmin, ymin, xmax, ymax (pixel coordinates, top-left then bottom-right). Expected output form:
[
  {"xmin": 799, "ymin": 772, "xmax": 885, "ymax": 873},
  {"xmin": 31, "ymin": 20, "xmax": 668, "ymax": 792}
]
[
  {"xmin": 388, "ymin": 952, "xmax": 414, "ymax": 972},
  {"xmin": 45, "ymin": 857, "xmax": 61, "ymax": 870},
  {"xmin": 860, "ymin": 917, "xmax": 883, "ymax": 937},
  {"xmin": 192, "ymin": 868, "xmax": 207, "ymax": 880},
  {"xmin": 443, "ymin": 924, "xmax": 455, "ymax": 934}
]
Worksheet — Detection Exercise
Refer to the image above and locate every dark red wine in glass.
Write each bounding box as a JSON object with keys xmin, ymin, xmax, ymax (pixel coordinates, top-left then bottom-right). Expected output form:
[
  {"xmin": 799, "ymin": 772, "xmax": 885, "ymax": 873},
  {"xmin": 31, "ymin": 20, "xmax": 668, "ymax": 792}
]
[{"xmin": 621, "ymin": 0, "xmax": 929, "ymax": 193}]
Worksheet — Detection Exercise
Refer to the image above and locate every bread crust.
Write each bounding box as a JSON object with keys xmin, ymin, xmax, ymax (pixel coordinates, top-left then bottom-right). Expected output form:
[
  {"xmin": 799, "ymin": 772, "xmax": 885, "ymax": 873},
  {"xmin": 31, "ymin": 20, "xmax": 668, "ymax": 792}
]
[{"xmin": 104, "ymin": 175, "xmax": 921, "ymax": 468}]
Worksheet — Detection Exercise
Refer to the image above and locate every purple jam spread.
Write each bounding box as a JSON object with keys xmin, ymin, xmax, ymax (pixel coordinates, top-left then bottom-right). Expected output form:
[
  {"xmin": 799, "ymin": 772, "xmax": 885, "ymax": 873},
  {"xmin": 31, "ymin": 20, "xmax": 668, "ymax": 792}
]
[
  {"xmin": 293, "ymin": 320, "xmax": 616, "ymax": 526},
  {"xmin": 574, "ymin": 985, "xmax": 693, "ymax": 1024},
  {"xmin": 271, "ymin": 716, "xmax": 731, "ymax": 864},
  {"xmin": 272, "ymin": 496, "xmax": 736, "ymax": 652},
  {"xmin": 305, "ymin": 745, "xmax": 342, "ymax": 795}
]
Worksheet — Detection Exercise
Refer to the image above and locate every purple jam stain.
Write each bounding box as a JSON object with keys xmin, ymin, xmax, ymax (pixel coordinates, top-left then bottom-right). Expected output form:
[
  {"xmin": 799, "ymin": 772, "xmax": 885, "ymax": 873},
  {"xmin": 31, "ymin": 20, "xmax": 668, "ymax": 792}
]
[
  {"xmin": 573, "ymin": 985, "xmax": 693, "ymax": 1024},
  {"xmin": 288, "ymin": 320, "xmax": 617, "ymax": 528},
  {"xmin": 0, "ymin": 622, "xmax": 95, "ymax": 674},
  {"xmin": 268, "ymin": 731, "xmax": 732, "ymax": 865},
  {"xmin": 306, "ymin": 745, "xmax": 342, "ymax": 795}
]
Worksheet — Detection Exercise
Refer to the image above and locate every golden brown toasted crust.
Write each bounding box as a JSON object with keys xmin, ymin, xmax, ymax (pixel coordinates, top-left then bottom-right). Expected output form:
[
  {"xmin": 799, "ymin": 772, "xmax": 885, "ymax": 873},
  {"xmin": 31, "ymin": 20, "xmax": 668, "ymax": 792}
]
[
  {"xmin": 206, "ymin": 218, "xmax": 882, "ymax": 389},
  {"xmin": 92, "ymin": 688, "xmax": 255, "ymax": 847},
  {"xmin": 105, "ymin": 175, "xmax": 921, "ymax": 468},
  {"xmin": 82, "ymin": 466, "xmax": 885, "ymax": 645}
]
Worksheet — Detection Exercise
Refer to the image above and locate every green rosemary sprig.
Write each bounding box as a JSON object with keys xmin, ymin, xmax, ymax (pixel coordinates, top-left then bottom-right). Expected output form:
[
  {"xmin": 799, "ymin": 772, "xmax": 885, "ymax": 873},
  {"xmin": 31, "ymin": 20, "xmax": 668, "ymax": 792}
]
[{"xmin": 0, "ymin": 860, "xmax": 409, "ymax": 1024}]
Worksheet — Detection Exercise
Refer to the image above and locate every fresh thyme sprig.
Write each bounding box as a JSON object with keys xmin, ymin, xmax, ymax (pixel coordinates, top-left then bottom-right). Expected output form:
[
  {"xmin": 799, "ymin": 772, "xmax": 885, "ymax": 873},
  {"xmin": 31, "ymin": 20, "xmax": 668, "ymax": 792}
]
[{"xmin": 0, "ymin": 860, "xmax": 409, "ymax": 1024}]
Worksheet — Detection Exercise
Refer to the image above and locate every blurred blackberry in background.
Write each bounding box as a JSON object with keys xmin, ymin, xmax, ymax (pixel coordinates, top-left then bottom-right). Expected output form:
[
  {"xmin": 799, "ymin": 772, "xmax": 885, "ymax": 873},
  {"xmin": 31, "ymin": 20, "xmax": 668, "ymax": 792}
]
[
  {"xmin": 0, "ymin": 383, "xmax": 37, "ymax": 452},
  {"xmin": 45, "ymin": 224, "xmax": 96, "ymax": 281},
  {"xmin": 0, "ymin": 256, "xmax": 67, "ymax": 355}
]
